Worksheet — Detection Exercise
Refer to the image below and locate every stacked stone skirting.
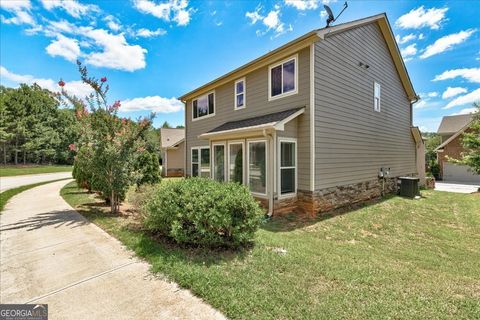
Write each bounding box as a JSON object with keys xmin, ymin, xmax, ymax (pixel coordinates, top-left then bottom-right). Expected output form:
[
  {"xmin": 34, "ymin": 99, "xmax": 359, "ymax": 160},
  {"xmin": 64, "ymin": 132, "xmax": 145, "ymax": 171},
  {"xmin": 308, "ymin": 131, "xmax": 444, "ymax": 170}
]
[{"xmin": 254, "ymin": 177, "xmax": 408, "ymax": 216}]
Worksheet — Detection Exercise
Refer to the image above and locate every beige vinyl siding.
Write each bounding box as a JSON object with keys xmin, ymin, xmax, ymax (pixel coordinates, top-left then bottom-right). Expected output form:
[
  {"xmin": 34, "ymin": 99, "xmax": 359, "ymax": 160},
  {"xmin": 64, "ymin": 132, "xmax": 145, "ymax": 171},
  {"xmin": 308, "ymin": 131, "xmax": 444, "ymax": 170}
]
[
  {"xmin": 314, "ymin": 22, "xmax": 416, "ymax": 190},
  {"xmin": 185, "ymin": 47, "xmax": 312, "ymax": 191},
  {"xmin": 166, "ymin": 141, "xmax": 185, "ymax": 170}
]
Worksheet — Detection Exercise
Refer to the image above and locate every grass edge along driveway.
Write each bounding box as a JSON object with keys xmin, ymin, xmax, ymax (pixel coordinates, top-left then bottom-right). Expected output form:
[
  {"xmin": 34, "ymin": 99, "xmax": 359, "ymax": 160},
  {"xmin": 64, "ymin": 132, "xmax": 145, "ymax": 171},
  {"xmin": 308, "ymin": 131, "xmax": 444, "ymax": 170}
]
[
  {"xmin": 61, "ymin": 181, "xmax": 480, "ymax": 320},
  {"xmin": 0, "ymin": 178, "xmax": 71, "ymax": 212},
  {"xmin": 0, "ymin": 165, "xmax": 72, "ymax": 177}
]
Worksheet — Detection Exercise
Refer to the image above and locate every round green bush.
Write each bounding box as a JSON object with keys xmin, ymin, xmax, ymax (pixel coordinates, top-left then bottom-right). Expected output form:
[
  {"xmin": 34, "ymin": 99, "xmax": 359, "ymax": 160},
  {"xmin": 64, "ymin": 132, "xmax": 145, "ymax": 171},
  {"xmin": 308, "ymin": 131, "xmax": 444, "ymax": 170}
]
[{"xmin": 143, "ymin": 178, "xmax": 263, "ymax": 248}]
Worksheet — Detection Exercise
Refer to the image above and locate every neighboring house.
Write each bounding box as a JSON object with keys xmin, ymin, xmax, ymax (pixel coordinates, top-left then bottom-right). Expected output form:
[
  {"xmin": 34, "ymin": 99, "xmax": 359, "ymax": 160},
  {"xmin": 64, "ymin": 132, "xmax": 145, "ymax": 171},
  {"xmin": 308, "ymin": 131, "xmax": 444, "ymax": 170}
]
[
  {"xmin": 160, "ymin": 128, "xmax": 185, "ymax": 177},
  {"xmin": 435, "ymin": 114, "xmax": 479, "ymax": 183},
  {"xmin": 180, "ymin": 14, "xmax": 420, "ymax": 216}
]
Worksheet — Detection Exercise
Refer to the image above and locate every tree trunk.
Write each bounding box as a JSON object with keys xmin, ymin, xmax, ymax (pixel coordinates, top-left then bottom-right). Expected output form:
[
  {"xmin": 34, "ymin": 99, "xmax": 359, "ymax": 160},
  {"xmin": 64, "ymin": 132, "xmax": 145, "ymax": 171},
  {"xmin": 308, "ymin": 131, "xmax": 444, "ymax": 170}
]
[{"xmin": 111, "ymin": 189, "xmax": 115, "ymax": 214}]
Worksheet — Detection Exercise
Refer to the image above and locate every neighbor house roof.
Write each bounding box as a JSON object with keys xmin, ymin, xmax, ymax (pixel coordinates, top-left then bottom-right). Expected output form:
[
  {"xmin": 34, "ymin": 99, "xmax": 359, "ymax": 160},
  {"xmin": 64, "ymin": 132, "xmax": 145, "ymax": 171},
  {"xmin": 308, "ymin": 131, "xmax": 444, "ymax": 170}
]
[
  {"xmin": 160, "ymin": 128, "xmax": 185, "ymax": 148},
  {"xmin": 437, "ymin": 114, "xmax": 474, "ymax": 135},
  {"xmin": 198, "ymin": 107, "xmax": 305, "ymax": 139},
  {"xmin": 179, "ymin": 13, "xmax": 417, "ymax": 102},
  {"xmin": 435, "ymin": 119, "xmax": 474, "ymax": 152}
]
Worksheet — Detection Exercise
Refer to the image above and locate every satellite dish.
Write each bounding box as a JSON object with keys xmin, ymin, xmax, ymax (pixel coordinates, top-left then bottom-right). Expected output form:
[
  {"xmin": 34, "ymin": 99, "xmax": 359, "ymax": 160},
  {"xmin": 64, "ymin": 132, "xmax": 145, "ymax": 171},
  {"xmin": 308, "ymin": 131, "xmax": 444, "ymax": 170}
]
[
  {"xmin": 324, "ymin": 5, "xmax": 335, "ymax": 27},
  {"xmin": 323, "ymin": 2, "xmax": 348, "ymax": 28}
]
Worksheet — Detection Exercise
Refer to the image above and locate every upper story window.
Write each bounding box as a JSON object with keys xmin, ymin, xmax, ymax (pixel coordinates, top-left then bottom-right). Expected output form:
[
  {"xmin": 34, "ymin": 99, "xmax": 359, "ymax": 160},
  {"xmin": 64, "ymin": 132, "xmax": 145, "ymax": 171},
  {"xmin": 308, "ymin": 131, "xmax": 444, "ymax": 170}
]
[
  {"xmin": 193, "ymin": 91, "xmax": 215, "ymax": 120},
  {"xmin": 269, "ymin": 55, "xmax": 298, "ymax": 101},
  {"xmin": 234, "ymin": 78, "xmax": 245, "ymax": 110},
  {"xmin": 374, "ymin": 82, "xmax": 381, "ymax": 112}
]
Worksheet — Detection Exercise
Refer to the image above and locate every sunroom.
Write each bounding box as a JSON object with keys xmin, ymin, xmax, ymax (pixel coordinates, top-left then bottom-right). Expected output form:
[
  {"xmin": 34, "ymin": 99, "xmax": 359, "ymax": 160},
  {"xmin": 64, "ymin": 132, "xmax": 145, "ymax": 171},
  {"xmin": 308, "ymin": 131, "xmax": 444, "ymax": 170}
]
[{"xmin": 191, "ymin": 107, "xmax": 305, "ymax": 215}]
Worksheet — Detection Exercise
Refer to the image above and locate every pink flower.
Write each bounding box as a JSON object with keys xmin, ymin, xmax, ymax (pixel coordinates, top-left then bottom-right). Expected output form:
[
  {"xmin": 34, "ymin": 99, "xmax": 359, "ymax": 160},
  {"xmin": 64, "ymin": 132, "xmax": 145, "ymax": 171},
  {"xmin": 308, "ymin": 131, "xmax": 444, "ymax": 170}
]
[
  {"xmin": 58, "ymin": 79, "xmax": 65, "ymax": 87},
  {"xmin": 69, "ymin": 144, "xmax": 76, "ymax": 151},
  {"xmin": 108, "ymin": 100, "xmax": 121, "ymax": 112},
  {"xmin": 101, "ymin": 77, "xmax": 107, "ymax": 83}
]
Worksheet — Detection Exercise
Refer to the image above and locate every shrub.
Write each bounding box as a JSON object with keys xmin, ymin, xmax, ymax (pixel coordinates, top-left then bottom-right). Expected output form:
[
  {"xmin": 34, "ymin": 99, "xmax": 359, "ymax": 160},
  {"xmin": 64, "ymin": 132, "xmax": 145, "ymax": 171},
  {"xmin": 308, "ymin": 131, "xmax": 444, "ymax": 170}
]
[
  {"xmin": 134, "ymin": 151, "xmax": 161, "ymax": 186},
  {"xmin": 143, "ymin": 178, "xmax": 263, "ymax": 248}
]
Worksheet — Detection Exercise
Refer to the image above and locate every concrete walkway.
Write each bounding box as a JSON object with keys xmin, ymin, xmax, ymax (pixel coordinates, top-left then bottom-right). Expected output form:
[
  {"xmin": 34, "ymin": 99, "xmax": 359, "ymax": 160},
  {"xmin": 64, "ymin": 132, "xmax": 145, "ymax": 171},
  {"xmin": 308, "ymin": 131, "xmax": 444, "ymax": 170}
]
[
  {"xmin": 0, "ymin": 172, "xmax": 73, "ymax": 193},
  {"xmin": 435, "ymin": 181, "xmax": 480, "ymax": 194},
  {"xmin": 0, "ymin": 180, "xmax": 225, "ymax": 320}
]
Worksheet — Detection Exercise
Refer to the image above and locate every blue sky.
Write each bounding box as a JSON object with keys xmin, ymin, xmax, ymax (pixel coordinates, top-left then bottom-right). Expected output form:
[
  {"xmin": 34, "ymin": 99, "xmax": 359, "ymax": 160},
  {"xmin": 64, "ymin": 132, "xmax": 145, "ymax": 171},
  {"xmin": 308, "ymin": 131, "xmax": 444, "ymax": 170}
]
[{"xmin": 1, "ymin": 0, "xmax": 479, "ymax": 131}]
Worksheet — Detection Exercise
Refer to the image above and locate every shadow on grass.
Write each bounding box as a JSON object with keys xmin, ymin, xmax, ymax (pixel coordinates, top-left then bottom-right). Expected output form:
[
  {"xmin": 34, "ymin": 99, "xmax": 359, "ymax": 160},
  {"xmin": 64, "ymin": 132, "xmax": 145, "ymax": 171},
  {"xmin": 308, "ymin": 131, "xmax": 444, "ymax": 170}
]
[{"xmin": 262, "ymin": 194, "xmax": 399, "ymax": 232}]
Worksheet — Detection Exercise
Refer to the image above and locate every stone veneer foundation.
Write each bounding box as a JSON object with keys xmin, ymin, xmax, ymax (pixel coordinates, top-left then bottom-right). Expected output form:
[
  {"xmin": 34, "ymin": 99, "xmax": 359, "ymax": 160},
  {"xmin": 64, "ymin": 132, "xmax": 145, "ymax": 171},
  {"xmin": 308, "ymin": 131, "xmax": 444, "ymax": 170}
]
[{"xmin": 256, "ymin": 177, "xmax": 405, "ymax": 216}]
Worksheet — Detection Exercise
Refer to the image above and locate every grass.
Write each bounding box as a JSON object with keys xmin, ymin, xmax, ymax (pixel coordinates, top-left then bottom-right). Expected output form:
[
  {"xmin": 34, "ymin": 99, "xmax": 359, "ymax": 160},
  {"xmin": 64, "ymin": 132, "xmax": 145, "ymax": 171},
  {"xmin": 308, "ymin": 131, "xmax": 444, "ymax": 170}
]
[
  {"xmin": 1, "ymin": 179, "xmax": 70, "ymax": 212},
  {"xmin": 61, "ymin": 181, "xmax": 480, "ymax": 320},
  {"xmin": 0, "ymin": 164, "xmax": 72, "ymax": 177}
]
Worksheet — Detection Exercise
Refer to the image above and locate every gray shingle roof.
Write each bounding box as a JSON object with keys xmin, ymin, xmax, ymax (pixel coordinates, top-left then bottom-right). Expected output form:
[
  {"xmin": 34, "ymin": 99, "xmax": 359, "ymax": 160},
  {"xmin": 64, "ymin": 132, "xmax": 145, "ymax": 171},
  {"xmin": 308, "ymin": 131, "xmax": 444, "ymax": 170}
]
[
  {"xmin": 437, "ymin": 114, "xmax": 473, "ymax": 134},
  {"xmin": 160, "ymin": 128, "xmax": 185, "ymax": 148},
  {"xmin": 206, "ymin": 107, "xmax": 304, "ymax": 134}
]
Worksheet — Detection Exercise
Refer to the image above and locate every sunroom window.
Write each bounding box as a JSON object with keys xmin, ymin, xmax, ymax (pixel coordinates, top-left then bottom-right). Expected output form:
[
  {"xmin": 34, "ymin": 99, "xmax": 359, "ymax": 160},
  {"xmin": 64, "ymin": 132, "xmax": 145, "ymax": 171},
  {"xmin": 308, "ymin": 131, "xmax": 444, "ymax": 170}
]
[
  {"xmin": 279, "ymin": 140, "xmax": 296, "ymax": 195},
  {"xmin": 270, "ymin": 56, "xmax": 297, "ymax": 99},
  {"xmin": 191, "ymin": 147, "xmax": 210, "ymax": 177},
  {"xmin": 193, "ymin": 92, "xmax": 215, "ymax": 120}
]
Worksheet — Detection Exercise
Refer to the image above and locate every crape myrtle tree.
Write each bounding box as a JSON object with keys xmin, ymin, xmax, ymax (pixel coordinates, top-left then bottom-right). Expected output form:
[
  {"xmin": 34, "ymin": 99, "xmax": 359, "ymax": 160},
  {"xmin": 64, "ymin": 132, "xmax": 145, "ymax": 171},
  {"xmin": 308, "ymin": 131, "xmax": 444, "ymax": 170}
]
[{"xmin": 61, "ymin": 61, "xmax": 157, "ymax": 214}]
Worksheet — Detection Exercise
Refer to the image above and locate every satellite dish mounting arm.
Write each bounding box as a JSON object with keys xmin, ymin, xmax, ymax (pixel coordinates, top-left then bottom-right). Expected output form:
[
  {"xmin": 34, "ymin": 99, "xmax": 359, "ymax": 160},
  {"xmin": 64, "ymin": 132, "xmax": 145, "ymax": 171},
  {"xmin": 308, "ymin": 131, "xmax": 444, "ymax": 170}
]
[{"xmin": 324, "ymin": 1, "xmax": 348, "ymax": 28}]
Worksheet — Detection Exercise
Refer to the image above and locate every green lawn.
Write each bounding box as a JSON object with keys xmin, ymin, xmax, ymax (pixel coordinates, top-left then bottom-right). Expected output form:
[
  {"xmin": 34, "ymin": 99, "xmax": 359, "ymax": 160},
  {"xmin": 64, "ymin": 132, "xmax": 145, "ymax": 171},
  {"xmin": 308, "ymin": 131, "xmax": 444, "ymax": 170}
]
[
  {"xmin": 0, "ymin": 165, "xmax": 72, "ymax": 177},
  {"xmin": 1, "ymin": 179, "xmax": 70, "ymax": 212},
  {"xmin": 61, "ymin": 181, "xmax": 480, "ymax": 320}
]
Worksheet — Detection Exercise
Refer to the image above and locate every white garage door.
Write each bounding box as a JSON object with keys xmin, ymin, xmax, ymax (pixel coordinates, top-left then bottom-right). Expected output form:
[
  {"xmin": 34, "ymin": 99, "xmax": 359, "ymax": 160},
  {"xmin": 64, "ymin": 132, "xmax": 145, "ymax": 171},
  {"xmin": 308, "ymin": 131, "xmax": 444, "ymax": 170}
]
[{"xmin": 443, "ymin": 162, "xmax": 480, "ymax": 183}]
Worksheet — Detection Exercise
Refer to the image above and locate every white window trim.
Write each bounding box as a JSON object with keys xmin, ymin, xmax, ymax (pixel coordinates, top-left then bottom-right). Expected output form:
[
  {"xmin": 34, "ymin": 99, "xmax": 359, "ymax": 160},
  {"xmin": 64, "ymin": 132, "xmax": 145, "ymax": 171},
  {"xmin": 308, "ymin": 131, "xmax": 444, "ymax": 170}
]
[
  {"xmin": 227, "ymin": 140, "xmax": 245, "ymax": 184},
  {"xmin": 234, "ymin": 78, "xmax": 246, "ymax": 110},
  {"xmin": 191, "ymin": 146, "xmax": 210, "ymax": 177},
  {"xmin": 277, "ymin": 138, "xmax": 297, "ymax": 199},
  {"xmin": 268, "ymin": 54, "xmax": 299, "ymax": 101},
  {"xmin": 192, "ymin": 90, "xmax": 216, "ymax": 122},
  {"xmin": 374, "ymin": 81, "xmax": 381, "ymax": 112},
  {"xmin": 247, "ymin": 139, "xmax": 268, "ymax": 197},
  {"xmin": 212, "ymin": 142, "xmax": 227, "ymax": 182}
]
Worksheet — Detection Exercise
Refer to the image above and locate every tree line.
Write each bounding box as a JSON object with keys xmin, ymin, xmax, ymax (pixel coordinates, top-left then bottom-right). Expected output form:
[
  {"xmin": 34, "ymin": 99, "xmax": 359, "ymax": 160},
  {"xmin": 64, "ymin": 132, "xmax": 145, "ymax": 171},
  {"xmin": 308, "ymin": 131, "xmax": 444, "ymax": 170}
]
[{"xmin": 0, "ymin": 84, "xmax": 183, "ymax": 166}]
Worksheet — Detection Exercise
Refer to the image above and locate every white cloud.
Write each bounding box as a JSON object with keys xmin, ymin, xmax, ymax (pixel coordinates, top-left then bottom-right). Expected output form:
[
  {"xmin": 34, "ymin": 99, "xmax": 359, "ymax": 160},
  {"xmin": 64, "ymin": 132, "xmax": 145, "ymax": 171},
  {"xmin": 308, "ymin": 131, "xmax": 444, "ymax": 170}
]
[
  {"xmin": 418, "ymin": 33, "xmax": 425, "ymax": 40},
  {"xmin": 40, "ymin": 0, "xmax": 99, "ymax": 19},
  {"xmin": 0, "ymin": 0, "xmax": 35, "ymax": 26},
  {"xmin": 395, "ymin": 6, "xmax": 448, "ymax": 30},
  {"xmin": 136, "ymin": 28, "xmax": 167, "ymax": 38},
  {"xmin": 246, "ymin": 7, "xmax": 263, "ymax": 24},
  {"xmin": 133, "ymin": 0, "xmax": 193, "ymax": 26},
  {"xmin": 320, "ymin": 10, "xmax": 327, "ymax": 18},
  {"xmin": 104, "ymin": 15, "xmax": 121, "ymax": 32},
  {"xmin": 46, "ymin": 34, "xmax": 81, "ymax": 62},
  {"xmin": 79, "ymin": 27, "xmax": 147, "ymax": 72},
  {"xmin": 414, "ymin": 100, "xmax": 428, "ymax": 109},
  {"xmin": 121, "ymin": 96, "xmax": 183, "ymax": 113},
  {"xmin": 442, "ymin": 87, "xmax": 468, "ymax": 99},
  {"xmin": 0, "ymin": 66, "xmax": 92, "ymax": 98},
  {"xmin": 427, "ymin": 91, "xmax": 438, "ymax": 98},
  {"xmin": 395, "ymin": 33, "xmax": 417, "ymax": 44},
  {"xmin": 433, "ymin": 68, "xmax": 480, "ymax": 83},
  {"xmin": 443, "ymin": 88, "xmax": 480, "ymax": 109},
  {"xmin": 420, "ymin": 29, "xmax": 476, "ymax": 59},
  {"xmin": 246, "ymin": 5, "xmax": 291, "ymax": 37},
  {"xmin": 452, "ymin": 107, "xmax": 477, "ymax": 115},
  {"xmin": 284, "ymin": 0, "xmax": 319, "ymax": 11},
  {"xmin": 401, "ymin": 43, "xmax": 417, "ymax": 57}
]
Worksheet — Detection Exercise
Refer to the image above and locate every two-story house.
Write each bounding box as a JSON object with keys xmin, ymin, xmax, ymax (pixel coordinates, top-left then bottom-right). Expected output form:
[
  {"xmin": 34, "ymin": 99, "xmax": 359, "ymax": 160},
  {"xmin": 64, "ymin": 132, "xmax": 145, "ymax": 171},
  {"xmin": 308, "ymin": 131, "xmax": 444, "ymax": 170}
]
[{"xmin": 180, "ymin": 13, "xmax": 420, "ymax": 216}]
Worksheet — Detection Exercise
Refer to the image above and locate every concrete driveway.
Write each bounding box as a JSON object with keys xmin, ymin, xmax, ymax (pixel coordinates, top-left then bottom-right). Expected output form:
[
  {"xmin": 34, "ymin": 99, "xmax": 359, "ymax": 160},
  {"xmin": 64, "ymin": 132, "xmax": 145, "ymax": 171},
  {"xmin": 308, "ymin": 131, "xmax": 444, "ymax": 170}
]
[
  {"xmin": 0, "ymin": 180, "xmax": 224, "ymax": 319},
  {"xmin": 0, "ymin": 172, "xmax": 72, "ymax": 192},
  {"xmin": 435, "ymin": 181, "xmax": 480, "ymax": 193}
]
